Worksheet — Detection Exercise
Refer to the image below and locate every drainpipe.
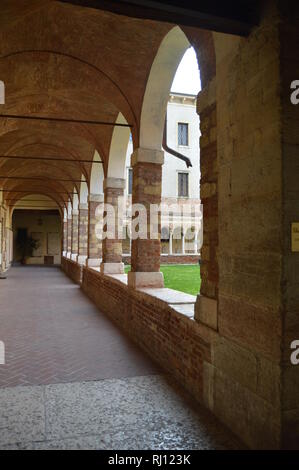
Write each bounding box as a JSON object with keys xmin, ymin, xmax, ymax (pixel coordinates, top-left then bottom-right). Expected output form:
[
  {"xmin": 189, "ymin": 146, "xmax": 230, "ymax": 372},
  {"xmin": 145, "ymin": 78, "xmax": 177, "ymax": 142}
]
[{"xmin": 162, "ymin": 111, "xmax": 192, "ymax": 168}]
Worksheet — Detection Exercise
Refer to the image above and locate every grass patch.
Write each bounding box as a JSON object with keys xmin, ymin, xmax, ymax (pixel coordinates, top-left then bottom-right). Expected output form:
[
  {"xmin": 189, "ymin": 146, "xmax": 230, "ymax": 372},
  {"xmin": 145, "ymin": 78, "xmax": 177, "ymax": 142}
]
[{"xmin": 124, "ymin": 264, "xmax": 201, "ymax": 296}]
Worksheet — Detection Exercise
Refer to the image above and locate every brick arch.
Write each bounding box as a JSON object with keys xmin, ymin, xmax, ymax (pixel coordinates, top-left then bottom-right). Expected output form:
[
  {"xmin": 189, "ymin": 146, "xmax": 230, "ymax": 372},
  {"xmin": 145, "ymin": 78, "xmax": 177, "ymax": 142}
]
[
  {"xmin": 139, "ymin": 26, "xmax": 216, "ymax": 151},
  {"xmin": 90, "ymin": 151, "xmax": 104, "ymax": 195},
  {"xmin": 107, "ymin": 113, "xmax": 131, "ymax": 179}
]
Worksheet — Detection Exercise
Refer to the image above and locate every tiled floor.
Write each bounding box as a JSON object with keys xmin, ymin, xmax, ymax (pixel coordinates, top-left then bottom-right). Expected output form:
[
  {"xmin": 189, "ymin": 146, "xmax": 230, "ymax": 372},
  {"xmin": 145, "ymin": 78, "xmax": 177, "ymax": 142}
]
[{"xmin": 0, "ymin": 266, "xmax": 243, "ymax": 450}]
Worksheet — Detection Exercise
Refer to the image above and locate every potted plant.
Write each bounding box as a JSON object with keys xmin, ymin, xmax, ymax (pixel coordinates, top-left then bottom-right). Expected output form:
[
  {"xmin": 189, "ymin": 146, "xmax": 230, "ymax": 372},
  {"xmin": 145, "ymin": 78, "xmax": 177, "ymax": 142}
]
[{"xmin": 17, "ymin": 231, "xmax": 40, "ymax": 264}]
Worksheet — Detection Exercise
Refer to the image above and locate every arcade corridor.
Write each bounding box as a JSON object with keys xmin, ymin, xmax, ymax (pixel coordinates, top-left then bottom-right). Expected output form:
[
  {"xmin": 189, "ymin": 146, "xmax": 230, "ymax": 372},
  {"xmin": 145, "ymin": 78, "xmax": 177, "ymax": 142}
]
[{"xmin": 0, "ymin": 266, "xmax": 242, "ymax": 450}]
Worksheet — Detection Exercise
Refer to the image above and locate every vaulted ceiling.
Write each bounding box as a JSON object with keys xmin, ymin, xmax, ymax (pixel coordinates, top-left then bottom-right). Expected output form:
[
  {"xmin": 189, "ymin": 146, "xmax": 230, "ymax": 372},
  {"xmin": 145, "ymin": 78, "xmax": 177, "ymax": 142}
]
[{"xmin": 0, "ymin": 0, "xmax": 217, "ymax": 212}]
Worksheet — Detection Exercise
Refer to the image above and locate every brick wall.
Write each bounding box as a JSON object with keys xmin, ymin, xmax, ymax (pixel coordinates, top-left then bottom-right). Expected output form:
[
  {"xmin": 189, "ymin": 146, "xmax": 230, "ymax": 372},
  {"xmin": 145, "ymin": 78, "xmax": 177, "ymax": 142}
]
[
  {"xmin": 61, "ymin": 256, "xmax": 82, "ymax": 284},
  {"xmin": 131, "ymin": 159, "xmax": 162, "ymax": 272}
]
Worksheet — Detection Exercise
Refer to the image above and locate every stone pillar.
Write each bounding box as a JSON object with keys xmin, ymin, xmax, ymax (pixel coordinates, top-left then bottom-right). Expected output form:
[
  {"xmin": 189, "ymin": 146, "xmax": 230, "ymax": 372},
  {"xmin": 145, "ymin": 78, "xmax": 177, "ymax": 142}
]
[
  {"xmin": 194, "ymin": 78, "xmax": 218, "ymax": 330},
  {"xmin": 100, "ymin": 177, "xmax": 125, "ymax": 274},
  {"xmin": 63, "ymin": 217, "xmax": 67, "ymax": 256},
  {"xmin": 87, "ymin": 194, "xmax": 104, "ymax": 267},
  {"xmin": 67, "ymin": 212, "xmax": 72, "ymax": 258},
  {"xmin": 127, "ymin": 148, "xmax": 164, "ymax": 288},
  {"xmin": 77, "ymin": 203, "xmax": 88, "ymax": 265},
  {"xmin": 71, "ymin": 209, "xmax": 79, "ymax": 261}
]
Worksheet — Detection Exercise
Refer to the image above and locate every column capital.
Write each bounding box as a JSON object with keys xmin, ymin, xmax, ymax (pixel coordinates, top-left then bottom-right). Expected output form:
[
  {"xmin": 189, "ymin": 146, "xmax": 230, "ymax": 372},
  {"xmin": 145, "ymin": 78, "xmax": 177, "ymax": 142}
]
[
  {"xmin": 72, "ymin": 209, "xmax": 79, "ymax": 216},
  {"xmin": 103, "ymin": 178, "xmax": 126, "ymax": 190},
  {"xmin": 79, "ymin": 203, "xmax": 88, "ymax": 211},
  {"xmin": 131, "ymin": 148, "xmax": 164, "ymax": 167},
  {"xmin": 89, "ymin": 193, "xmax": 104, "ymax": 203}
]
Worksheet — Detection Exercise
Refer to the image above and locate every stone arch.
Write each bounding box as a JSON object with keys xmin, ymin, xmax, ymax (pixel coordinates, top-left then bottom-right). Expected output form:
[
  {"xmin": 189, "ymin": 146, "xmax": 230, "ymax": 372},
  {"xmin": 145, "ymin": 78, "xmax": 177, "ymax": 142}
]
[
  {"xmin": 90, "ymin": 151, "xmax": 104, "ymax": 194},
  {"xmin": 80, "ymin": 178, "xmax": 88, "ymax": 204}
]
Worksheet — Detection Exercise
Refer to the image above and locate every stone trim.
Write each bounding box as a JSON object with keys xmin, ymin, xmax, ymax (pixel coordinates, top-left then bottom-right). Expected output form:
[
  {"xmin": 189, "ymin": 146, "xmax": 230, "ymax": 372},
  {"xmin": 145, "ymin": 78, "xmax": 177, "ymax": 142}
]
[
  {"xmin": 103, "ymin": 178, "xmax": 126, "ymax": 190},
  {"xmin": 127, "ymin": 271, "xmax": 164, "ymax": 288},
  {"xmin": 88, "ymin": 193, "xmax": 104, "ymax": 203},
  {"xmin": 100, "ymin": 262, "xmax": 124, "ymax": 274}
]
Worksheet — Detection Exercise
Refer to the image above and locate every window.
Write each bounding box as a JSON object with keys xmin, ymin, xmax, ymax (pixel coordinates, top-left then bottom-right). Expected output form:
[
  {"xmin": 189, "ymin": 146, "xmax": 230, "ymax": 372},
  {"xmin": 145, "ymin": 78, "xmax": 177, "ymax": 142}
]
[
  {"xmin": 178, "ymin": 172, "xmax": 189, "ymax": 198},
  {"xmin": 178, "ymin": 123, "xmax": 189, "ymax": 146},
  {"xmin": 128, "ymin": 168, "xmax": 133, "ymax": 195}
]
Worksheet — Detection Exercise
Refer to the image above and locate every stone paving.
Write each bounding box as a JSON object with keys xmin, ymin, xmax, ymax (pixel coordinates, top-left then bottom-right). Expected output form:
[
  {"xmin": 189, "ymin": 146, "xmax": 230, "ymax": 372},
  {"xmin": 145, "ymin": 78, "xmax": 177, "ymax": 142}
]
[{"xmin": 0, "ymin": 267, "xmax": 243, "ymax": 450}]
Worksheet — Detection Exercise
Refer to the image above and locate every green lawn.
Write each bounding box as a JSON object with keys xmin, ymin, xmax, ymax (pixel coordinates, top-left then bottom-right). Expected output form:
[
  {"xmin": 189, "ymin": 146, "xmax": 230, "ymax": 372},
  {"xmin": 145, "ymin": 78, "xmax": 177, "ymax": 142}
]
[{"xmin": 125, "ymin": 264, "xmax": 201, "ymax": 296}]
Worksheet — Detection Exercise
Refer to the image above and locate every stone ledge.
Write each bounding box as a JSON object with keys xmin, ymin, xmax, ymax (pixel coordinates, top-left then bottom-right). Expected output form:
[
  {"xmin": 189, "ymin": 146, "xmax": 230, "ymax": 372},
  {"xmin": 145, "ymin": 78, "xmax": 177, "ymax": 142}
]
[{"xmin": 138, "ymin": 287, "xmax": 196, "ymax": 305}]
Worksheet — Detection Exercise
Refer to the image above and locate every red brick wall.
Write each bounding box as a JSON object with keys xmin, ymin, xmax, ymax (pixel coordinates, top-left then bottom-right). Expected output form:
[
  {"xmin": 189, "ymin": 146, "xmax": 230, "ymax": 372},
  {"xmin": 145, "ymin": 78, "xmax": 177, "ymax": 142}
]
[{"xmin": 131, "ymin": 161, "xmax": 162, "ymax": 272}]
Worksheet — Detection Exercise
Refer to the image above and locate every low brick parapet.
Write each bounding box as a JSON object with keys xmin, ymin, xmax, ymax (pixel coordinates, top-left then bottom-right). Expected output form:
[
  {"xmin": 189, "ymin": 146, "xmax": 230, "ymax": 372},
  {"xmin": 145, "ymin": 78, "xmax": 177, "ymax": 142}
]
[{"xmin": 61, "ymin": 256, "xmax": 83, "ymax": 285}]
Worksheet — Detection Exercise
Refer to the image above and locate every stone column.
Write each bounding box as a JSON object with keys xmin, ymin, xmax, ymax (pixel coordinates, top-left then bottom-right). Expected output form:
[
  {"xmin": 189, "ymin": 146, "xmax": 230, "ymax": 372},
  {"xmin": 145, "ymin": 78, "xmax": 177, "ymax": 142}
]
[
  {"xmin": 100, "ymin": 177, "xmax": 125, "ymax": 274},
  {"xmin": 66, "ymin": 212, "xmax": 72, "ymax": 258},
  {"xmin": 63, "ymin": 216, "xmax": 68, "ymax": 256},
  {"xmin": 127, "ymin": 148, "xmax": 164, "ymax": 288},
  {"xmin": 86, "ymin": 193, "xmax": 104, "ymax": 267},
  {"xmin": 71, "ymin": 209, "xmax": 79, "ymax": 261},
  {"xmin": 194, "ymin": 78, "xmax": 218, "ymax": 330},
  {"xmin": 77, "ymin": 203, "xmax": 88, "ymax": 265}
]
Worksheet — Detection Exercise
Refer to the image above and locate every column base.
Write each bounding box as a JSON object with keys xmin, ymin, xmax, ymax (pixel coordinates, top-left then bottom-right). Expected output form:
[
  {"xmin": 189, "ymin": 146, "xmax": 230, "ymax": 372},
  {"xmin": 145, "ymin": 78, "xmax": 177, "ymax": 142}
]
[
  {"xmin": 194, "ymin": 295, "xmax": 218, "ymax": 330},
  {"xmin": 86, "ymin": 258, "xmax": 102, "ymax": 267},
  {"xmin": 71, "ymin": 253, "xmax": 78, "ymax": 262},
  {"xmin": 100, "ymin": 262, "xmax": 124, "ymax": 274},
  {"xmin": 77, "ymin": 255, "xmax": 87, "ymax": 265},
  {"xmin": 127, "ymin": 271, "xmax": 164, "ymax": 288}
]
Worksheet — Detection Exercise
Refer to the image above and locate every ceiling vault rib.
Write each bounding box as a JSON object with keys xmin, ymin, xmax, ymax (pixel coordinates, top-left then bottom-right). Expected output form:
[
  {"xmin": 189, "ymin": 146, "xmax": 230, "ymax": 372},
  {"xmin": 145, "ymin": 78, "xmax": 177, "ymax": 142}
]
[
  {"xmin": 0, "ymin": 155, "xmax": 102, "ymax": 164},
  {"xmin": 0, "ymin": 190, "xmax": 77, "ymax": 194},
  {"xmin": 0, "ymin": 114, "xmax": 133, "ymax": 128}
]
